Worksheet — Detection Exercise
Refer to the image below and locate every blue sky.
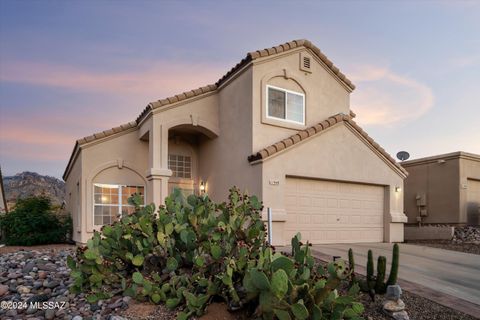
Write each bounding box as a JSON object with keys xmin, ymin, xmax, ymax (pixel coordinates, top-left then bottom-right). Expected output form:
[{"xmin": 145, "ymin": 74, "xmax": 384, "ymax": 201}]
[{"xmin": 0, "ymin": 0, "xmax": 479, "ymax": 178}]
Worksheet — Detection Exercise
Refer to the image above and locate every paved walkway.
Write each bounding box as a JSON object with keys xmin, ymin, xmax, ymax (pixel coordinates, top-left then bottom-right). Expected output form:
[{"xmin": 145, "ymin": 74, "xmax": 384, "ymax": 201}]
[{"xmin": 311, "ymin": 243, "xmax": 480, "ymax": 307}]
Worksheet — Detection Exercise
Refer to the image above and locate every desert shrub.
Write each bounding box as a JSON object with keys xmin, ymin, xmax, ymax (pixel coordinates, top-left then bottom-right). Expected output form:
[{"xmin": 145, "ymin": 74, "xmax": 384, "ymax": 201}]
[
  {"xmin": 0, "ymin": 196, "xmax": 71, "ymax": 245},
  {"xmin": 69, "ymin": 188, "xmax": 364, "ymax": 319}
]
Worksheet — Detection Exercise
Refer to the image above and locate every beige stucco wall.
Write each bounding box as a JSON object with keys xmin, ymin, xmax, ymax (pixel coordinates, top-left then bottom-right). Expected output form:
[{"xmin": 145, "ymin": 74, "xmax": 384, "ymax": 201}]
[
  {"xmin": 64, "ymin": 152, "xmax": 82, "ymax": 243},
  {"xmin": 403, "ymin": 154, "xmax": 480, "ymax": 225},
  {"xmin": 64, "ymin": 44, "xmax": 408, "ymax": 245},
  {"xmin": 139, "ymin": 91, "xmax": 220, "ymax": 206},
  {"xmin": 259, "ymin": 123, "xmax": 406, "ymax": 245},
  {"xmin": 403, "ymin": 158, "xmax": 461, "ymax": 224},
  {"xmin": 72, "ymin": 130, "xmax": 149, "ymax": 243},
  {"xmin": 460, "ymin": 157, "xmax": 480, "ymax": 224},
  {"xmin": 198, "ymin": 67, "xmax": 262, "ymax": 202},
  {"xmin": 251, "ymin": 48, "xmax": 350, "ymax": 152}
]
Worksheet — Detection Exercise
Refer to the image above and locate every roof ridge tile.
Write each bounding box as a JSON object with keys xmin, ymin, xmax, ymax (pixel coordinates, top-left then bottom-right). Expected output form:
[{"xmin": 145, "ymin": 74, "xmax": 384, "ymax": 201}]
[
  {"xmin": 66, "ymin": 39, "xmax": 358, "ymax": 179},
  {"xmin": 248, "ymin": 113, "xmax": 407, "ymax": 176}
]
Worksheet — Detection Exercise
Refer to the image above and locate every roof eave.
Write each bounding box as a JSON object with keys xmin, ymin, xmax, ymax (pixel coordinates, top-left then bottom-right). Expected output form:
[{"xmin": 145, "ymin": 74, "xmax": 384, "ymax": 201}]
[{"xmin": 248, "ymin": 114, "xmax": 407, "ymax": 178}]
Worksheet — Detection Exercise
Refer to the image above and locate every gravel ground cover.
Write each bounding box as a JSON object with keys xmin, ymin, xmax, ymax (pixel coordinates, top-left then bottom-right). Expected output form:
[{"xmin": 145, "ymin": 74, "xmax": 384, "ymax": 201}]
[
  {"xmin": 1, "ymin": 245, "xmax": 478, "ymax": 319},
  {"xmin": 406, "ymin": 225, "xmax": 480, "ymax": 255},
  {"xmin": 358, "ymin": 289, "xmax": 477, "ymax": 320},
  {"xmin": 0, "ymin": 246, "xmax": 135, "ymax": 320},
  {"xmin": 405, "ymin": 240, "xmax": 480, "ymax": 255}
]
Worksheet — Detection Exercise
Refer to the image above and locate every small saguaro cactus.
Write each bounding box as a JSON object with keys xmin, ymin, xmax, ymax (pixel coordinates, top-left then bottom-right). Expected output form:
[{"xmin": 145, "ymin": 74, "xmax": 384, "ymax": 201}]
[
  {"xmin": 366, "ymin": 249, "xmax": 375, "ymax": 290},
  {"xmin": 359, "ymin": 244, "xmax": 401, "ymax": 296},
  {"xmin": 375, "ymin": 256, "xmax": 387, "ymax": 294},
  {"xmin": 348, "ymin": 248, "xmax": 356, "ymax": 285},
  {"xmin": 386, "ymin": 243, "xmax": 400, "ymax": 287}
]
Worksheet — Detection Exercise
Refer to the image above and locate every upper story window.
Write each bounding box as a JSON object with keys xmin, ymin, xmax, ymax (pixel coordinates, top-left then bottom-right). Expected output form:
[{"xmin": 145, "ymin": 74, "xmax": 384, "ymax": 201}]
[
  {"xmin": 93, "ymin": 184, "xmax": 144, "ymax": 225},
  {"xmin": 267, "ymin": 85, "xmax": 305, "ymax": 125},
  {"xmin": 168, "ymin": 154, "xmax": 192, "ymax": 179}
]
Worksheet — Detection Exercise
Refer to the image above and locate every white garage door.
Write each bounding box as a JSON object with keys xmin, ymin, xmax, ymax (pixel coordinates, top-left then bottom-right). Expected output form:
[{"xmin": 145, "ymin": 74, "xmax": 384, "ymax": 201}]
[
  {"xmin": 285, "ymin": 177, "xmax": 384, "ymax": 244},
  {"xmin": 467, "ymin": 179, "xmax": 480, "ymax": 225}
]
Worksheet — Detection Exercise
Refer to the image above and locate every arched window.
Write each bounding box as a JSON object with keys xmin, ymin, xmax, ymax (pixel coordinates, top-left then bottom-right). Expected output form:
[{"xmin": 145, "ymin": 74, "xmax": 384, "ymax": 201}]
[
  {"xmin": 266, "ymin": 85, "xmax": 305, "ymax": 124},
  {"xmin": 93, "ymin": 184, "xmax": 145, "ymax": 225},
  {"xmin": 92, "ymin": 165, "xmax": 145, "ymax": 226}
]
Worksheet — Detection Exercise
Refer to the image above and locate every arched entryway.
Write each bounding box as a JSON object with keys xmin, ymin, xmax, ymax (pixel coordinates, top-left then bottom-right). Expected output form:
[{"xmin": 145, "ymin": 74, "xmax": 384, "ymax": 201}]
[{"xmin": 167, "ymin": 124, "xmax": 216, "ymax": 197}]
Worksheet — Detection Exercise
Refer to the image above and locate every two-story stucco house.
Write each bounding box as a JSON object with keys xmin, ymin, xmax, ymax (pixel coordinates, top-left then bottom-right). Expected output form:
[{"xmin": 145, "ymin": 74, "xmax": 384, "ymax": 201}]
[{"xmin": 63, "ymin": 39, "xmax": 408, "ymax": 245}]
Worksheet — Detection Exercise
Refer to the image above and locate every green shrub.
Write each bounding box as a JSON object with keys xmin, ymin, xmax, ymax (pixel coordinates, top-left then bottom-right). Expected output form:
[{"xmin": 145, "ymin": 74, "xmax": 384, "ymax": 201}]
[
  {"xmin": 69, "ymin": 188, "xmax": 364, "ymax": 319},
  {"xmin": 0, "ymin": 196, "xmax": 71, "ymax": 245}
]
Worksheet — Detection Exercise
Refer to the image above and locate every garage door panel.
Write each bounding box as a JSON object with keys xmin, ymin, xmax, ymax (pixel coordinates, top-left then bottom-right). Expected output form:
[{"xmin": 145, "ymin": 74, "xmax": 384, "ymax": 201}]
[
  {"xmin": 285, "ymin": 178, "xmax": 384, "ymax": 243},
  {"xmin": 284, "ymin": 228, "xmax": 384, "ymax": 244},
  {"xmin": 312, "ymin": 197, "xmax": 326, "ymax": 207}
]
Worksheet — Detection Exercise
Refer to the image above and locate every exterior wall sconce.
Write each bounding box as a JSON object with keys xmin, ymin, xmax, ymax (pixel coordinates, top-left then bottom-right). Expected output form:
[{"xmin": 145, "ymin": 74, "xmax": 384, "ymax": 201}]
[
  {"xmin": 200, "ymin": 181, "xmax": 206, "ymax": 194},
  {"xmin": 395, "ymin": 186, "xmax": 401, "ymax": 193}
]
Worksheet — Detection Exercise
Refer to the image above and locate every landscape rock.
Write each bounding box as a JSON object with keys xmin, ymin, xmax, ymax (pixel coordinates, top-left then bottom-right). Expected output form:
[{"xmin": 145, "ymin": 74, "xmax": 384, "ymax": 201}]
[
  {"xmin": 0, "ymin": 284, "xmax": 8, "ymax": 296},
  {"xmin": 45, "ymin": 308, "xmax": 56, "ymax": 320},
  {"xmin": 7, "ymin": 272, "xmax": 22, "ymax": 279},
  {"xmin": 384, "ymin": 299, "xmax": 406, "ymax": 312},
  {"xmin": 39, "ymin": 263, "xmax": 57, "ymax": 272},
  {"xmin": 26, "ymin": 305, "xmax": 38, "ymax": 314},
  {"xmin": 22, "ymin": 261, "xmax": 35, "ymax": 273},
  {"xmin": 16, "ymin": 285, "xmax": 31, "ymax": 294},
  {"xmin": 453, "ymin": 226, "xmax": 480, "ymax": 243},
  {"xmin": 33, "ymin": 280, "xmax": 43, "ymax": 289},
  {"xmin": 386, "ymin": 285, "xmax": 403, "ymax": 301},
  {"xmin": 0, "ymin": 246, "xmax": 145, "ymax": 320},
  {"xmin": 44, "ymin": 280, "xmax": 60, "ymax": 288},
  {"xmin": 391, "ymin": 310, "xmax": 410, "ymax": 320}
]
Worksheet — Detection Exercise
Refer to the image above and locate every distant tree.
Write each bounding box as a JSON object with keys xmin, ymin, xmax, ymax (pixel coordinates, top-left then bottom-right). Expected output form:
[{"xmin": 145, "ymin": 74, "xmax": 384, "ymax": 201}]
[{"xmin": 0, "ymin": 196, "xmax": 71, "ymax": 245}]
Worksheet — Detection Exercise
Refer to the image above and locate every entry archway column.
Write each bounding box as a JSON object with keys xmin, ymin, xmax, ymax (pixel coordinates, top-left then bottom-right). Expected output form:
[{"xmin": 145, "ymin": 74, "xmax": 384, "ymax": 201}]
[{"xmin": 146, "ymin": 123, "xmax": 171, "ymax": 208}]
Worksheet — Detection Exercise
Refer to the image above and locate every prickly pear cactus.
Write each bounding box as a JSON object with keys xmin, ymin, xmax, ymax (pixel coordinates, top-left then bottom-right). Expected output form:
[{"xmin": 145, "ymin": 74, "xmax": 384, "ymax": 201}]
[
  {"xmin": 69, "ymin": 188, "xmax": 365, "ymax": 319},
  {"xmin": 243, "ymin": 240, "xmax": 364, "ymax": 320}
]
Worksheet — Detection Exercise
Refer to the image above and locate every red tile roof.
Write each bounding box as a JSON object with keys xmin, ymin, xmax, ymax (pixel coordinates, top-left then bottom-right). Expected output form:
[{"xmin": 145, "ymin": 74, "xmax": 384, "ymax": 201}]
[
  {"xmin": 64, "ymin": 39, "xmax": 356, "ymax": 179},
  {"xmin": 136, "ymin": 39, "xmax": 355, "ymax": 123},
  {"xmin": 248, "ymin": 113, "xmax": 408, "ymax": 177}
]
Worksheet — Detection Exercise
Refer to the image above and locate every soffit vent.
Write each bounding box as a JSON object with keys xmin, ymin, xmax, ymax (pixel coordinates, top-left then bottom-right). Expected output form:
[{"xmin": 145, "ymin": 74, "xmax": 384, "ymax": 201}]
[{"xmin": 299, "ymin": 52, "xmax": 312, "ymax": 73}]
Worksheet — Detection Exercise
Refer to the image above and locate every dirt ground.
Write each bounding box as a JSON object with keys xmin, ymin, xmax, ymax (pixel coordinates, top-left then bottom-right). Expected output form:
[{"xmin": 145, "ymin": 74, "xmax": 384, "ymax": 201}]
[{"xmin": 0, "ymin": 243, "xmax": 76, "ymax": 254}]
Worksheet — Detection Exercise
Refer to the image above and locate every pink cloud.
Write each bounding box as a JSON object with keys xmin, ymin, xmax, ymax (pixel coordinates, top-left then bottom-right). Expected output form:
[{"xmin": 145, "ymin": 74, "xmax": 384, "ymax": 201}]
[
  {"xmin": 1, "ymin": 143, "xmax": 69, "ymax": 162},
  {"xmin": 348, "ymin": 65, "xmax": 434, "ymax": 126},
  {"xmin": 0, "ymin": 60, "xmax": 226, "ymax": 100},
  {"xmin": 0, "ymin": 126, "xmax": 72, "ymax": 146},
  {"xmin": 0, "ymin": 115, "xmax": 80, "ymax": 162},
  {"xmin": 0, "ymin": 56, "xmax": 226, "ymax": 166}
]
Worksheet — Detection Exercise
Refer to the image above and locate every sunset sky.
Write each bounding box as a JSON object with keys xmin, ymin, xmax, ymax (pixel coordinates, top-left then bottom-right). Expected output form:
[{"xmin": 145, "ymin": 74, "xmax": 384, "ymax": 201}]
[{"xmin": 0, "ymin": 1, "xmax": 479, "ymax": 178}]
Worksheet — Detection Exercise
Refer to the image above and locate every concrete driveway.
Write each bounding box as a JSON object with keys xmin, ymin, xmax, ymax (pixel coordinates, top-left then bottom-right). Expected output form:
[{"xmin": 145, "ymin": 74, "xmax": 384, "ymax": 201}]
[{"xmin": 311, "ymin": 243, "xmax": 480, "ymax": 306}]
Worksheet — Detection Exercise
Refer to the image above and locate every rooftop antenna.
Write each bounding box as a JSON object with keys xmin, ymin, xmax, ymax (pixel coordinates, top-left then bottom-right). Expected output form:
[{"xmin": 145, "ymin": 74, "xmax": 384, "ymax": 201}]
[{"xmin": 396, "ymin": 151, "xmax": 410, "ymax": 162}]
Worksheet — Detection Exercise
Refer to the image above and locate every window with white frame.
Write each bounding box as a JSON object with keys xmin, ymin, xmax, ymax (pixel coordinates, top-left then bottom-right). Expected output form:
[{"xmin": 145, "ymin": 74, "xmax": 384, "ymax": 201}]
[
  {"xmin": 93, "ymin": 184, "xmax": 145, "ymax": 225},
  {"xmin": 267, "ymin": 85, "xmax": 305, "ymax": 124},
  {"xmin": 168, "ymin": 154, "xmax": 192, "ymax": 179}
]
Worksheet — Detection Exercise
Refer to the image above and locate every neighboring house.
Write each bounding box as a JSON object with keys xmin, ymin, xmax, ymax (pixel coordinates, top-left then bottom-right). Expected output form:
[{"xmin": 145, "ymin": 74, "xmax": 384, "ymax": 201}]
[
  {"xmin": 63, "ymin": 39, "xmax": 407, "ymax": 245},
  {"xmin": 402, "ymin": 152, "xmax": 480, "ymax": 225},
  {"xmin": 0, "ymin": 167, "xmax": 8, "ymax": 214}
]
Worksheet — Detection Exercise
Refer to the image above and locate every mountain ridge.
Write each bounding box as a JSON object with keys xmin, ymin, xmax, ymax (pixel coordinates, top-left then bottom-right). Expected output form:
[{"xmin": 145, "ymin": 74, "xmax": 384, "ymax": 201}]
[{"xmin": 3, "ymin": 171, "xmax": 66, "ymax": 209}]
